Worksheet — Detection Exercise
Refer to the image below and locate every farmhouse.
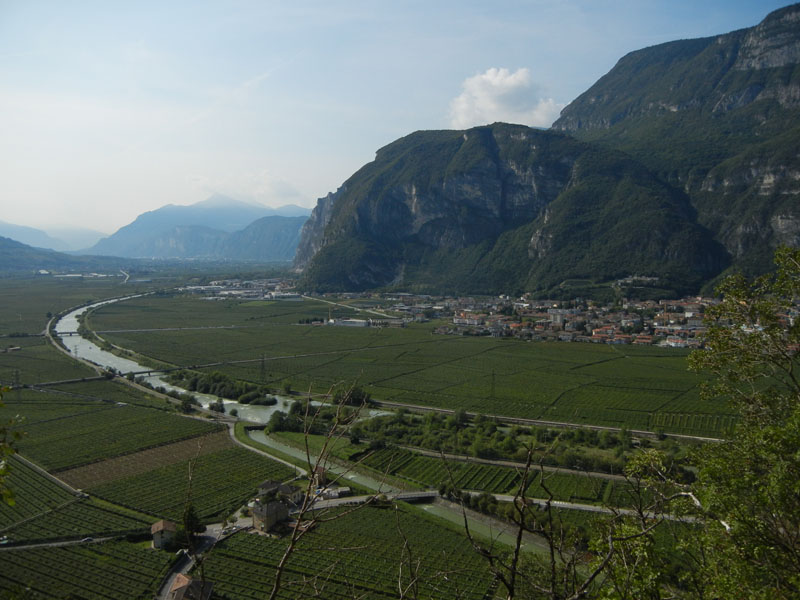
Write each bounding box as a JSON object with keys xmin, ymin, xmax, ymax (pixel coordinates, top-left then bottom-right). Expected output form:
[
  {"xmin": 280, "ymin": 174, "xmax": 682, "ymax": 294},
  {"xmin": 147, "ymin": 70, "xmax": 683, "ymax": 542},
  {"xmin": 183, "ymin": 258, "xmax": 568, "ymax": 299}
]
[
  {"xmin": 168, "ymin": 574, "xmax": 214, "ymax": 600},
  {"xmin": 151, "ymin": 519, "xmax": 177, "ymax": 549},
  {"xmin": 258, "ymin": 480, "xmax": 304, "ymax": 504},
  {"xmin": 252, "ymin": 500, "xmax": 289, "ymax": 533}
]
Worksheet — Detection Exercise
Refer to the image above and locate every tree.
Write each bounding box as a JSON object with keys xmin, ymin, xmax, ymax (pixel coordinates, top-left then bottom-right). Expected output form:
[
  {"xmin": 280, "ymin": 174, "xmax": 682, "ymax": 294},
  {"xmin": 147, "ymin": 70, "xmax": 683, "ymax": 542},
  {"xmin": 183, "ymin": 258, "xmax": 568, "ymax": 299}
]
[
  {"xmin": 183, "ymin": 503, "xmax": 205, "ymax": 536},
  {"xmin": 688, "ymin": 246, "xmax": 800, "ymax": 599}
]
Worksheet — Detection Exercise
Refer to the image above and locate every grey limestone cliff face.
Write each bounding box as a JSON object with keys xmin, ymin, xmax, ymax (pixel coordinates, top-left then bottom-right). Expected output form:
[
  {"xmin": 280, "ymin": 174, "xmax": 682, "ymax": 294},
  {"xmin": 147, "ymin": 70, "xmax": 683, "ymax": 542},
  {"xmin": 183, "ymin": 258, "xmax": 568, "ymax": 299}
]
[
  {"xmin": 734, "ymin": 5, "xmax": 800, "ymax": 71},
  {"xmin": 293, "ymin": 191, "xmax": 339, "ymax": 269},
  {"xmin": 294, "ymin": 126, "xmax": 577, "ymax": 273},
  {"xmin": 554, "ymin": 4, "xmax": 800, "ymax": 132}
]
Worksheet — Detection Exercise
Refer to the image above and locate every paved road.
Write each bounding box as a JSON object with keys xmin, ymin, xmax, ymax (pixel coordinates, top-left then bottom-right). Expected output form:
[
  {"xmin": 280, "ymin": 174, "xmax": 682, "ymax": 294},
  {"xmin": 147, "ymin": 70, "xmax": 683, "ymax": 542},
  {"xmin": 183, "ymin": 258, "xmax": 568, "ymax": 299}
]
[
  {"xmin": 226, "ymin": 422, "xmax": 308, "ymax": 477},
  {"xmin": 156, "ymin": 524, "xmax": 225, "ymax": 600},
  {"xmin": 401, "ymin": 445, "xmax": 628, "ymax": 481},
  {"xmin": 0, "ymin": 536, "xmax": 113, "ymax": 552},
  {"xmin": 301, "ymin": 294, "xmax": 394, "ymax": 319}
]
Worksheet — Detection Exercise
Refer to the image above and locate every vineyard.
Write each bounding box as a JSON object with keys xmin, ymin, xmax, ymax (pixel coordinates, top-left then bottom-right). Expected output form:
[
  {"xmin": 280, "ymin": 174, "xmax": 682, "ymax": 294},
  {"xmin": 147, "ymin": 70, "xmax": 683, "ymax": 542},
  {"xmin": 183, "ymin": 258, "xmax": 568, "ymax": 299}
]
[
  {"xmin": 14, "ymin": 401, "xmax": 220, "ymax": 471},
  {"xmin": 6, "ymin": 500, "xmax": 152, "ymax": 542},
  {"xmin": 59, "ymin": 429, "xmax": 234, "ymax": 489},
  {"xmin": 358, "ymin": 447, "xmax": 642, "ymax": 506},
  {"xmin": 0, "ymin": 541, "xmax": 172, "ymax": 599},
  {"xmin": 0, "ymin": 456, "xmax": 152, "ymax": 543},
  {"xmin": 0, "ymin": 338, "xmax": 96, "ymax": 384},
  {"xmin": 92, "ymin": 295, "xmax": 734, "ymax": 436},
  {"xmin": 52, "ymin": 378, "xmax": 184, "ymax": 411},
  {"xmin": 0, "ymin": 456, "xmax": 77, "ymax": 528},
  {"xmin": 360, "ymin": 447, "xmax": 518, "ymax": 494},
  {"xmin": 200, "ymin": 505, "xmax": 496, "ymax": 599},
  {"xmin": 90, "ymin": 446, "xmax": 296, "ymax": 522},
  {"xmin": 0, "ymin": 277, "xmax": 129, "ymax": 336}
]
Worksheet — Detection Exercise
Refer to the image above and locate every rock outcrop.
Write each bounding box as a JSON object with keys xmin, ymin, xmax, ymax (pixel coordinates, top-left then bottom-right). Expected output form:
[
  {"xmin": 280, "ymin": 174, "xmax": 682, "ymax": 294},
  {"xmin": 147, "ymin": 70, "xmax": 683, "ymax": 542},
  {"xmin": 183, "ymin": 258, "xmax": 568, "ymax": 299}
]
[{"xmin": 295, "ymin": 124, "xmax": 727, "ymax": 296}]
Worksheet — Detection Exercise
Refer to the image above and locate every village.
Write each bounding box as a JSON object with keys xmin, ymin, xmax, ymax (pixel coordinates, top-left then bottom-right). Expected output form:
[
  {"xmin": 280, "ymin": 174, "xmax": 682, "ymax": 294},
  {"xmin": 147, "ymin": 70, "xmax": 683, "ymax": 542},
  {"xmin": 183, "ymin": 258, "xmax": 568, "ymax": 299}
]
[{"xmin": 179, "ymin": 277, "xmax": 730, "ymax": 348}]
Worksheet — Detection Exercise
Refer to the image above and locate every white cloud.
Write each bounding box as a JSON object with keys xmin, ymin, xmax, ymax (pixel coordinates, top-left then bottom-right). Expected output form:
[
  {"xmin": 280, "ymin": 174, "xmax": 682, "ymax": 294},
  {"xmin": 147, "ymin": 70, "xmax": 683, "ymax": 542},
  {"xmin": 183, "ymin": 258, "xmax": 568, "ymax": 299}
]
[{"xmin": 448, "ymin": 67, "xmax": 564, "ymax": 129}]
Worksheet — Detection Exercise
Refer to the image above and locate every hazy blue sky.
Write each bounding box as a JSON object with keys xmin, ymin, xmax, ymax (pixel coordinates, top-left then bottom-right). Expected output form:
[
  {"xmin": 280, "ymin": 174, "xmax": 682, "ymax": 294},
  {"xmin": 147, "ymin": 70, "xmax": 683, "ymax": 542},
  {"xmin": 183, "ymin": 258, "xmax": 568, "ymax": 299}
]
[{"xmin": 0, "ymin": 1, "xmax": 790, "ymax": 233}]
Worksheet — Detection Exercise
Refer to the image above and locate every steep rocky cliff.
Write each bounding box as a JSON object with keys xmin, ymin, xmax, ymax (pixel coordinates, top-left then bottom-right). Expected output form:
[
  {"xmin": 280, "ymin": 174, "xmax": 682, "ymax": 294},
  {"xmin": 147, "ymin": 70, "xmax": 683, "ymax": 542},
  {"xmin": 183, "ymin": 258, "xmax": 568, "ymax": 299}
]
[
  {"xmin": 552, "ymin": 3, "xmax": 800, "ymax": 270},
  {"xmin": 295, "ymin": 124, "xmax": 727, "ymax": 296},
  {"xmin": 296, "ymin": 4, "xmax": 798, "ymax": 296}
]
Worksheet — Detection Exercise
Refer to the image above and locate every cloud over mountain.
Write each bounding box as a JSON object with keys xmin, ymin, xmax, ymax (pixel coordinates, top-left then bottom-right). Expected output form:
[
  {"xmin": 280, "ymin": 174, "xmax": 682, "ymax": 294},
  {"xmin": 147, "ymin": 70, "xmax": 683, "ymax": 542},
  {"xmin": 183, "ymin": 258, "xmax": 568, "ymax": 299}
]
[{"xmin": 448, "ymin": 67, "xmax": 564, "ymax": 129}]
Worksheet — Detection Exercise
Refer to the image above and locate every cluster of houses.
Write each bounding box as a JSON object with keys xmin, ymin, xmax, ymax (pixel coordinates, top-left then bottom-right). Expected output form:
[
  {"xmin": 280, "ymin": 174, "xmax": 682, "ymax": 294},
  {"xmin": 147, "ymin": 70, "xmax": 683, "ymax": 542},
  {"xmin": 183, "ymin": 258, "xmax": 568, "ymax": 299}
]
[
  {"xmin": 304, "ymin": 291, "xmax": 727, "ymax": 347},
  {"xmin": 176, "ymin": 281, "xmax": 799, "ymax": 348},
  {"xmin": 436, "ymin": 298, "xmax": 720, "ymax": 347}
]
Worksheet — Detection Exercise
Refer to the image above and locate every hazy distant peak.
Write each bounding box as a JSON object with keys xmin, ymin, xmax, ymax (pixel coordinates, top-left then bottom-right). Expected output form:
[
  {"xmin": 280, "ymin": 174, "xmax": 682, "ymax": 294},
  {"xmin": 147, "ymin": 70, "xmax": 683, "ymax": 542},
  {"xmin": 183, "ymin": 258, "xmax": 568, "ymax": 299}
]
[
  {"xmin": 0, "ymin": 220, "xmax": 69, "ymax": 251},
  {"xmin": 192, "ymin": 194, "xmax": 260, "ymax": 210}
]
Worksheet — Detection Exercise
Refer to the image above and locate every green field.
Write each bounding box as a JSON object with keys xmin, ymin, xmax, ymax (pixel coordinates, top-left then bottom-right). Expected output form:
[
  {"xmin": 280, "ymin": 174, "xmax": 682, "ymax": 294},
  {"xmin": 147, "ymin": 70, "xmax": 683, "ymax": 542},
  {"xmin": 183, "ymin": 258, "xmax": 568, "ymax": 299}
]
[
  {"xmin": 0, "ymin": 540, "xmax": 172, "ymax": 599},
  {"xmin": 90, "ymin": 295, "xmax": 731, "ymax": 436},
  {"xmin": 0, "ymin": 456, "xmax": 153, "ymax": 543},
  {"xmin": 0, "ymin": 277, "xmax": 145, "ymax": 336},
  {"xmin": 90, "ymin": 446, "xmax": 296, "ymax": 522},
  {"xmin": 3, "ymin": 388, "xmax": 220, "ymax": 472},
  {"xmin": 200, "ymin": 505, "xmax": 496, "ymax": 599},
  {"xmin": 358, "ymin": 446, "xmax": 628, "ymax": 505},
  {"xmin": 0, "ymin": 337, "xmax": 96, "ymax": 385}
]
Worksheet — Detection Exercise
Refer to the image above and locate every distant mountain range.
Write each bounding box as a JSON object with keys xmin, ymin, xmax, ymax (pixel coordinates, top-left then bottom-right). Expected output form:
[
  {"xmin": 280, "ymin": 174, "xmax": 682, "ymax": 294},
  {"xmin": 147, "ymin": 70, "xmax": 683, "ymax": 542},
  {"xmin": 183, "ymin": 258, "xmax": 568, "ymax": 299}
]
[
  {"xmin": 0, "ymin": 221, "xmax": 106, "ymax": 252},
  {"xmin": 0, "ymin": 196, "xmax": 311, "ymax": 271},
  {"xmin": 295, "ymin": 3, "xmax": 800, "ymax": 297},
  {"xmin": 0, "ymin": 236, "xmax": 131, "ymax": 273},
  {"xmin": 86, "ymin": 195, "xmax": 309, "ymax": 261}
]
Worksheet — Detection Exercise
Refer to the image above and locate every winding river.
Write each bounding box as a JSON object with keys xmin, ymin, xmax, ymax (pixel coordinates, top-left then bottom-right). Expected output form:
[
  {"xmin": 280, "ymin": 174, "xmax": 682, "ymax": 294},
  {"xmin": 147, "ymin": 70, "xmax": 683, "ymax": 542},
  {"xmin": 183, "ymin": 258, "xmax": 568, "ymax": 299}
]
[{"xmin": 54, "ymin": 296, "xmax": 293, "ymax": 424}]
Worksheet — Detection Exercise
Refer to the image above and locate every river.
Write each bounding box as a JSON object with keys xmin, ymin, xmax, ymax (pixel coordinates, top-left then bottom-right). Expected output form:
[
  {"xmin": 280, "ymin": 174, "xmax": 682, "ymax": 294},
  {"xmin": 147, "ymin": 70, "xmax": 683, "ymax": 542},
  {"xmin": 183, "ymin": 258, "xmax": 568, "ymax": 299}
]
[{"xmin": 54, "ymin": 297, "xmax": 294, "ymax": 424}]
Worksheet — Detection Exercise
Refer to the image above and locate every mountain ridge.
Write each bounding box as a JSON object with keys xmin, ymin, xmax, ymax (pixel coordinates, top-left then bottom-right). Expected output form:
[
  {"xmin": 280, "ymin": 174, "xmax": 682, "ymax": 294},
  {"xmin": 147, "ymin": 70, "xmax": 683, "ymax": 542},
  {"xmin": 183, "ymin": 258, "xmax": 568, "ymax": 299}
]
[
  {"xmin": 552, "ymin": 2, "xmax": 800, "ymax": 272},
  {"xmin": 295, "ymin": 123, "xmax": 728, "ymax": 296},
  {"xmin": 87, "ymin": 196, "xmax": 309, "ymax": 260},
  {"xmin": 295, "ymin": 3, "xmax": 799, "ymax": 297}
]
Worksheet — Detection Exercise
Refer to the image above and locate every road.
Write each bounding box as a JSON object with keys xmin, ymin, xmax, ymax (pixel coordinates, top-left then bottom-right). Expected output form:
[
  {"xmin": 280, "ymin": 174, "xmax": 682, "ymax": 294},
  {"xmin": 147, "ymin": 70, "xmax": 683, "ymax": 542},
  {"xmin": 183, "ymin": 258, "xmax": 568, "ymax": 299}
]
[
  {"xmin": 0, "ymin": 536, "xmax": 114, "ymax": 552},
  {"xmin": 401, "ymin": 445, "xmax": 628, "ymax": 481},
  {"xmin": 155, "ymin": 524, "xmax": 225, "ymax": 600},
  {"xmin": 301, "ymin": 294, "xmax": 394, "ymax": 319},
  {"xmin": 226, "ymin": 422, "xmax": 308, "ymax": 477}
]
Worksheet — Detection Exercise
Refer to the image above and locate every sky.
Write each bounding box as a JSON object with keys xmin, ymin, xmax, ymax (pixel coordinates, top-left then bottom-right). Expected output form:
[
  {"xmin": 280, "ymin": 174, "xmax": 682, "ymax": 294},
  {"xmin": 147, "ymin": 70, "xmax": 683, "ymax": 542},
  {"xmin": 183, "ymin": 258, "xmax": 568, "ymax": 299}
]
[{"xmin": 0, "ymin": 0, "xmax": 791, "ymax": 234}]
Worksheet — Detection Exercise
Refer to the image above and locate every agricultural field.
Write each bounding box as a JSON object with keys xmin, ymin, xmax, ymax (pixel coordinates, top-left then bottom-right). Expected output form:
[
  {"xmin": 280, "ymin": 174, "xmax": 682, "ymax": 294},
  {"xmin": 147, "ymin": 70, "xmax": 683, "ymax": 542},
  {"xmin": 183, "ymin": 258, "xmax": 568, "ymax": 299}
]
[
  {"xmin": 0, "ymin": 337, "xmax": 96, "ymax": 385},
  {"xmin": 0, "ymin": 456, "xmax": 77, "ymax": 529},
  {"xmin": 0, "ymin": 277, "xmax": 144, "ymax": 336},
  {"xmin": 90, "ymin": 446, "xmax": 296, "ymax": 522},
  {"xmin": 360, "ymin": 446, "xmax": 518, "ymax": 494},
  {"xmin": 59, "ymin": 429, "xmax": 234, "ymax": 489},
  {"xmin": 10, "ymin": 396, "xmax": 220, "ymax": 472},
  {"xmin": 90, "ymin": 294, "xmax": 731, "ymax": 436},
  {"xmin": 0, "ymin": 456, "xmax": 153, "ymax": 543},
  {"xmin": 200, "ymin": 505, "xmax": 496, "ymax": 599},
  {"xmin": 358, "ymin": 446, "xmax": 640, "ymax": 506},
  {"xmin": 50, "ymin": 378, "xmax": 183, "ymax": 411},
  {"xmin": 0, "ymin": 541, "xmax": 172, "ymax": 599}
]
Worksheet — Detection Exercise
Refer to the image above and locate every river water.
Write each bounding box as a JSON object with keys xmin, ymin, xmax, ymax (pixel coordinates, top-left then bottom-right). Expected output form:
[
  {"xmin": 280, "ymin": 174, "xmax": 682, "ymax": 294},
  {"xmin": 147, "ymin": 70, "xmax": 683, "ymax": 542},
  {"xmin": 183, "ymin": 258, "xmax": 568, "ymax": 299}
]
[{"xmin": 54, "ymin": 297, "xmax": 294, "ymax": 424}]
